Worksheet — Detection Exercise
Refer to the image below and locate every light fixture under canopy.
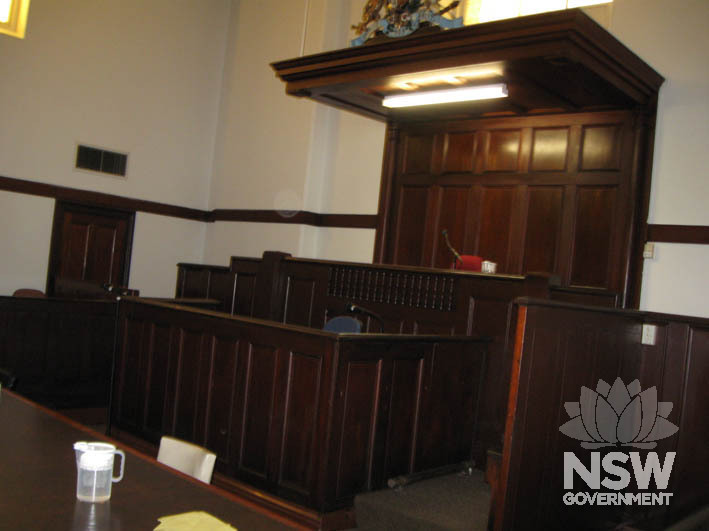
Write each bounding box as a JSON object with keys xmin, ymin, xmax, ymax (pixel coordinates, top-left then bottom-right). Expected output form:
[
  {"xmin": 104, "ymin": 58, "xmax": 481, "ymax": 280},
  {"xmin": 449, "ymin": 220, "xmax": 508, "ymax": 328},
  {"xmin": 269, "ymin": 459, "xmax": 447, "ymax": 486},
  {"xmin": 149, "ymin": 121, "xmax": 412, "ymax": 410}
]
[{"xmin": 382, "ymin": 83, "xmax": 508, "ymax": 108}]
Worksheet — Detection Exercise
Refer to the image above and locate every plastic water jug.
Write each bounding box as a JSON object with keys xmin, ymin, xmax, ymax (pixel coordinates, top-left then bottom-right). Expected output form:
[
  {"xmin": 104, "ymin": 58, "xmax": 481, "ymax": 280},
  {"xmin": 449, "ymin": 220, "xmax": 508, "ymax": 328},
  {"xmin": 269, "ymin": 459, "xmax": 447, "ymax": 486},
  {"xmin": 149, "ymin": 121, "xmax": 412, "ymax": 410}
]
[{"xmin": 73, "ymin": 442, "xmax": 125, "ymax": 502}]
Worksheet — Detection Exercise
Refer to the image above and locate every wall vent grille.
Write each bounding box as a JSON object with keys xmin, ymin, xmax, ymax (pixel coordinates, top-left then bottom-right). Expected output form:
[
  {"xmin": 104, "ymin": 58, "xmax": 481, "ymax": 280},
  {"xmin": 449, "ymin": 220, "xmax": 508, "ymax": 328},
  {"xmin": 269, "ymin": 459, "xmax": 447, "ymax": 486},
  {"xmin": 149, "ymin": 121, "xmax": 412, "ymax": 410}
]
[{"xmin": 76, "ymin": 145, "xmax": 127, "ymax": 177}]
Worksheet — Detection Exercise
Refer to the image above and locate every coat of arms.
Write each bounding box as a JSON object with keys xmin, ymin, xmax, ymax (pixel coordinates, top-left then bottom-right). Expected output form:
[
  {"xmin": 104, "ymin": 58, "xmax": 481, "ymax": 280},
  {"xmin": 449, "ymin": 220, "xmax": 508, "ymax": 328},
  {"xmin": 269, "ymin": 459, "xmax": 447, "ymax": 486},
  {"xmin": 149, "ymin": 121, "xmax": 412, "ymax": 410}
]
[{"xmin": 351, "ymin": 0, "xmax": 463, "ymax": 46}]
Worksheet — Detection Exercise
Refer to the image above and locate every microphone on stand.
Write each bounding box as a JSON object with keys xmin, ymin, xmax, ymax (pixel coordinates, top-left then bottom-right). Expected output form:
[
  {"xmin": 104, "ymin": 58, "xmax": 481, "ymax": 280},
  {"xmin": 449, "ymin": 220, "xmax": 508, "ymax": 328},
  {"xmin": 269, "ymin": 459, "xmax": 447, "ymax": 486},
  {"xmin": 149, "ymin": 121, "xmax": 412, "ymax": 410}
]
[
  {"xmin": 442, "ymin": 229, "xmax": 462, "ymax": 266},
  {"xmin": 346, "ymin": 302, "xmax": 384, "ymax": 331},
  {"xmin": 442, "ymin": 229, "xmax": 483, "ymax": 271}
]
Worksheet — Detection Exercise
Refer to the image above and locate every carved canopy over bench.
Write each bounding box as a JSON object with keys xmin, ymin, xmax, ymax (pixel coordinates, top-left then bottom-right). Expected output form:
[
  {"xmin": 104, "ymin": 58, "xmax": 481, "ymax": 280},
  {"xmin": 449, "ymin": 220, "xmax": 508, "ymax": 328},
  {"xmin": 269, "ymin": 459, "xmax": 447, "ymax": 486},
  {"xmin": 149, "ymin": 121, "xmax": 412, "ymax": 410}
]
[{"xmin": 271, "ymin": 9, "xmax": 664, "ymax": 310}]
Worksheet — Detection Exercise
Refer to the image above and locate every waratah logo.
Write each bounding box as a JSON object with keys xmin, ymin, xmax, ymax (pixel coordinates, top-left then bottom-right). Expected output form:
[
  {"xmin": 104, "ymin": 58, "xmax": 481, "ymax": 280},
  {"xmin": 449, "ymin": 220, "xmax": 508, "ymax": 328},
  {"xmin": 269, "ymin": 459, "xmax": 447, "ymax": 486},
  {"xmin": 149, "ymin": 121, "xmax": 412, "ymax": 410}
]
[{"xmin": 559, "ymin": 378, "xmax": 678, "ymax": 449}]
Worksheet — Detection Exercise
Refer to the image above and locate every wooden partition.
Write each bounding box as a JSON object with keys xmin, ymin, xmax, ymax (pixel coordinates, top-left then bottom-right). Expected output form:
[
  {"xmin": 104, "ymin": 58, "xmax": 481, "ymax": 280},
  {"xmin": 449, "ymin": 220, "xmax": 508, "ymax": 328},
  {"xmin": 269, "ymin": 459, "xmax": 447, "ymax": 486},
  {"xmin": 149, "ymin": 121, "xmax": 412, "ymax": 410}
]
[
  {"xmin": 176, "ymin": 256, "xmax": 260, "ymax": 315},
  {"xmin": 377, "ymin": 112, "xmax": 644, "ymax": 307},
  {"xmin": 176, "ymin": 251, "xmax": 618, "ymax": 455},
  {"xmin": 494, "ymin": 299, "xmax": 709, "ymax": 530},
  {"xmin": 0, "ymin": 296, "xmax": 117, "ymax": 409},
  {"xmin": 110, "ymin": 298, "xmax": 487, "ymax": 512}
]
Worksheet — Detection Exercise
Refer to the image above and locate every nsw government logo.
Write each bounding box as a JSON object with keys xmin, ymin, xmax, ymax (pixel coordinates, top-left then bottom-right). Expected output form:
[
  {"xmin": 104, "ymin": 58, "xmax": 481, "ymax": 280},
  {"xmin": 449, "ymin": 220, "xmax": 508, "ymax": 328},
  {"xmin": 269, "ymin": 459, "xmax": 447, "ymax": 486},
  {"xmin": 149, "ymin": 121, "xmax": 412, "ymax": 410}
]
[{"xmin": 559, "ymin": 378, "xmax": 679, "ymax": 507}]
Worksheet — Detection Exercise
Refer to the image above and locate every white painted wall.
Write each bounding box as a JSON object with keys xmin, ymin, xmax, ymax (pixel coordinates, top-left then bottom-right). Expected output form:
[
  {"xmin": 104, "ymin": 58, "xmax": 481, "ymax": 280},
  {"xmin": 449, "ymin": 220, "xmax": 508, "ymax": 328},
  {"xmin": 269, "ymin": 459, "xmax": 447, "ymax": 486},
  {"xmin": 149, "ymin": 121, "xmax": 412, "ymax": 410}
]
[
  {"xmin": 1, "ymin": 0, "xmax": 229, "ymax": 207},
  {"xmin": 0, "ymin": 191, "xmax": 54, "ymax": 295},
  {"xmin": 203, "ymin": 222, "xmax": 303, "ymax": 264},
  {"xmin": 0, "ymin": 0, "xmax": 230, "ymax": 296},
  {"xmin": 609, "ymin": 0, "xmax": 709, "ymax": 317},
  {"xmin": 129, "ymin": 213, "xmax": 206, "ymax": 297},
  {"xmin": 310, "ymin": 227, "xmax": 377, "ymax": 263},
  {"xmin": 641, "ymin": 243, "xmax": 709, "ymax": 319},
  {"xmin": 204, "ymin": 0, "xmax": 384, "ymax": 264}
]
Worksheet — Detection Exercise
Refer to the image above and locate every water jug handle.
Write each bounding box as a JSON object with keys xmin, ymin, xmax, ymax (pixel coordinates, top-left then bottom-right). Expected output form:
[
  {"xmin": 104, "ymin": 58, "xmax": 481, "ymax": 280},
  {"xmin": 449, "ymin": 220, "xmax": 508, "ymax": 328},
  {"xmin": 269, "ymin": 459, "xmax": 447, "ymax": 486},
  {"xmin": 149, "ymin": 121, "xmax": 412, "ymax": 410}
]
[{"xmin": 112, "ymin": 449, "xmax": 125, "ymax": 483}]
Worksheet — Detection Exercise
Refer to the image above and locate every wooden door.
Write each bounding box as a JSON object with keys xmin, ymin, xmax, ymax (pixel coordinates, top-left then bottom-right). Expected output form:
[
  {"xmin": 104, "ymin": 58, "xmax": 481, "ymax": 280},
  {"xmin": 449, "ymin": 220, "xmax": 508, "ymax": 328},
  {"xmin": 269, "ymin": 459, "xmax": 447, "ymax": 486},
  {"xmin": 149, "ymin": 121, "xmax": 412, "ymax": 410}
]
[{"xmin": 46, "ymin": 202, "xmax": 135, "ymax": 295}]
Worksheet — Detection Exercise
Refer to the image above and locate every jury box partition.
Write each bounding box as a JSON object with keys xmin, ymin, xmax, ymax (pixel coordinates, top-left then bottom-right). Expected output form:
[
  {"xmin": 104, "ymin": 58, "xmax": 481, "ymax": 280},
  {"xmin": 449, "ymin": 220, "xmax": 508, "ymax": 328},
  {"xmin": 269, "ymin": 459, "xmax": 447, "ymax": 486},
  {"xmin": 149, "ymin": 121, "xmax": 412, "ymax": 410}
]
[
  {"xmin": 493, "ymin": 298, "xmax": 709, "ymax": 531},
  {"xmin": 176, "ymin": 251, "xmax": 620, "ymax": 452},
  {"xmin": 109, "ymin": 297, "xmax": 487, "ymax": 512},
  {"xmin": 0, "ymin": 296, "xmax": 116, "ymax": 409}
]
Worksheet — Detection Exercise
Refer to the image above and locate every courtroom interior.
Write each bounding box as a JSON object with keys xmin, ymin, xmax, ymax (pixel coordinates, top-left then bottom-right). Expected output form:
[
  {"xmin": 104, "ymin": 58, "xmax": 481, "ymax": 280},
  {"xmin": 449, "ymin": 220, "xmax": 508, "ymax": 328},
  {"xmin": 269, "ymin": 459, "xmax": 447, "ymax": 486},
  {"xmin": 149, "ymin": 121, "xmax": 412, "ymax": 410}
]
[{"xmin": 1, "ymin": 1, "xmax": 708, "ymax": 530}]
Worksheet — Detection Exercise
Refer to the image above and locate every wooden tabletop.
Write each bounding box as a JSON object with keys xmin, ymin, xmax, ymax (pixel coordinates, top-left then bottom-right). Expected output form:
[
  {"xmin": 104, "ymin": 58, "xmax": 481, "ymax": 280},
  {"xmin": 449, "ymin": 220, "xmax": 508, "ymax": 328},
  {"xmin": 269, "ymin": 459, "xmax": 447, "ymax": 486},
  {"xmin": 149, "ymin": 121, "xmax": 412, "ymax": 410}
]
[{"xmin": 0, "ymin": 389, "xmax": 298, "ymax": 530}]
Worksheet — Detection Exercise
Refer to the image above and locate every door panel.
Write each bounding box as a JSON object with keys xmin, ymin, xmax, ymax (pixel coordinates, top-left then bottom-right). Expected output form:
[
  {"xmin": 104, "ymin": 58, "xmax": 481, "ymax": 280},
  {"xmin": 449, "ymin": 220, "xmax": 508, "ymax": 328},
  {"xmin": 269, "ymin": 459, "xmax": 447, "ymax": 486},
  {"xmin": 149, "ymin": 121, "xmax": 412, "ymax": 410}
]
[{"xmin": 47, "ymin": 202, "xmax": 135, "ymax": 295}]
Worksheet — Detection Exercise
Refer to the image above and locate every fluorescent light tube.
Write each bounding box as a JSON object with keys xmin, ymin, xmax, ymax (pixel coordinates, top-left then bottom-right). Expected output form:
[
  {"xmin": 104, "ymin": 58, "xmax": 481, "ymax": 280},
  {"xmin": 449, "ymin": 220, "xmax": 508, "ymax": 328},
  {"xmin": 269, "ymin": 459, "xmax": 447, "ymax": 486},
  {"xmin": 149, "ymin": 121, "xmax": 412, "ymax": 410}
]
[{"xmin": 382, "ymin": 83, "xmax": 508, "ymax": 108}]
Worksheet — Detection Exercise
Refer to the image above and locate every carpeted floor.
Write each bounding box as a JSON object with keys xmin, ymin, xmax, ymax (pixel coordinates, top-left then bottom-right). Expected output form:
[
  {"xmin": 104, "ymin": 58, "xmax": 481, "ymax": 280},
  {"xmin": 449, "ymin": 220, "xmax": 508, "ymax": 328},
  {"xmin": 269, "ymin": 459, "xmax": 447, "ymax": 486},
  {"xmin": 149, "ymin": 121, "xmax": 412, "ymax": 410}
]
[{"xmin": 352, "ymin": 470, "xmax": 491, "ymax": 530}]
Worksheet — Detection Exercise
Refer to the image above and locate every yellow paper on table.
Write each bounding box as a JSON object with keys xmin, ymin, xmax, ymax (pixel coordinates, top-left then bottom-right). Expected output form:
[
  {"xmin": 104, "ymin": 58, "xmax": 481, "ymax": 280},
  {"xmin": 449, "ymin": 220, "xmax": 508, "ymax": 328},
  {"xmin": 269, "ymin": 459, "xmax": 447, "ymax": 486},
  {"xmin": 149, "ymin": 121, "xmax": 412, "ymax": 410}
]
[{"xmin": 154, "ymin": 511, "xmax": 237, "ymax": 531}]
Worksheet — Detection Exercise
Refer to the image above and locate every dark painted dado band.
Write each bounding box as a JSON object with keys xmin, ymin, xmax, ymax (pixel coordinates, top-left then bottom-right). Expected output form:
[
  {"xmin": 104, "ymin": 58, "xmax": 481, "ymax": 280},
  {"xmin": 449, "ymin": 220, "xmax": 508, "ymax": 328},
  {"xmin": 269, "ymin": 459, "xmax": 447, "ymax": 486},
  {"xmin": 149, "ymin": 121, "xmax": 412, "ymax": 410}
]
[
  {"xmin": 0, "ymin": 175, "xmax": 378, "ymax": 229},
  {"xmin": 2, "ymin": 175, "xmax": 706, "ymax": 239},
  {"xmin": 647, "ymin": 224, "xmax": 709, "ymax": 245}
]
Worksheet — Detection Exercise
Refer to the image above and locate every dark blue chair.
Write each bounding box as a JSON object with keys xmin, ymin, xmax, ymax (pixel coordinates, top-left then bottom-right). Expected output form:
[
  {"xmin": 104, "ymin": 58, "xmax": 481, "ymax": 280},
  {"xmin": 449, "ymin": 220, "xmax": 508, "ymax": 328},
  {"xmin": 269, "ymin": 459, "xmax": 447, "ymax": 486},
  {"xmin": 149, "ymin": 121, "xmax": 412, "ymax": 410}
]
[
  {"xmin": 0, "ymin": 368, "xmax": 17, "ymax": 390},
  {"xmin": 323, "ymin": 316, "xmax": 363, "ymax": 333}
]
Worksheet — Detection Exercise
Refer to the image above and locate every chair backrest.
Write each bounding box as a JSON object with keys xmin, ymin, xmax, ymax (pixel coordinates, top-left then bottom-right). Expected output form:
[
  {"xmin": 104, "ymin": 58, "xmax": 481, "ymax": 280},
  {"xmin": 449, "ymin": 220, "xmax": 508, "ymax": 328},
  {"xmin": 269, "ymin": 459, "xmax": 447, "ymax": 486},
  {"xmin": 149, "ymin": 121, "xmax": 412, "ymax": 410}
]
[
  {"xmin": 0, "ymin": 368, "xmax": 17, "ymax": 390},
  {"xmin": 156, "ymin": 436, "xmax": 216, "ymax": 484},
  {"xmin": 323, "ymin": 316, "xmax": 363, "ymax": 333},
  {"xmin": 12, "ymin": 289, "xmax": 46, "ymax": 298}
]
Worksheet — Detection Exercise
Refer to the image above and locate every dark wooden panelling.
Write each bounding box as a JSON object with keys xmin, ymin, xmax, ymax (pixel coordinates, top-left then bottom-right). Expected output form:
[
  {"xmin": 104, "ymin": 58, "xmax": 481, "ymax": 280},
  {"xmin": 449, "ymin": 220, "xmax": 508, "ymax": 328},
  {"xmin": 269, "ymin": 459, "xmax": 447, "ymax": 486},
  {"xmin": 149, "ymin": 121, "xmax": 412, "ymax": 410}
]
[
  {"xmin": 205, "ymin": 335, "xmax": 240, "ymax": 467},
  {"xmin": 523, "ymin": 186, "xmax": 563, "ymax": 273},
  {"xmin": 335, "ymin": 361, "xmax": 380, "ymax": 500},
  {"xmin": 231, "ymin": 257, "xmax": 261, "ymax": 316},
  {"xmin": 531, "ymin": 128, "xmax": 568, "ymax": 171},
  {"xmin": 433, "ymin": 186, "xmax": 469, "ymax": 268},
  {"xmin": 495, "ymin": 299, "xmax": 709, "ymax": 530},
  {"xmin": 478, "ymin": 187, "xmax": 514, "ymax": 270},
  {"xmin": 278, "ymin": 352, "xmax": 323, "ymax": 494},
  {"xmin": 570, "ymin": 186, "xmax": 616, "ymax": 288},
  {"xmin": 176, "ymin": 260, "xmax": 260, "ymax": 317},
  {"xmin": 208, "ymin": 270, "xmax": 237, "ymax": 314},
  {"xmin": 111, "ymin": 298, "xmax": 485, "ymax": 512},
  {"xmin": 234, "ymin": 273, "xmax": 257, "ymax": 316},
  {"xmin": 173, "ymin": 329, "xmax": 203, "ymax": 441},
  {"xmin": 580, "ymin": 124, "xmax": 622, "ymax": 171},
  {"xmin": 239, "ymin": 343, "xmax": 279, "ymax": 480},
  {"xmin": 283, "ymin": 277, "xmax": 317, "ymax": 327},
  {"xmin": 417, "ymin": 342, "xmax": 484, "ymax": 471},
  {"xmin": 383, "ymin": 358, "xmax": 423, "ymax": 478},
  {"xmin": 402, "ymin": 135, "xmax": 434, "ymax": 174},
  {"xmin": 393, "ymin": 186, "xmax": 429, "ymax": 265},
  {"xmin": 177, "ymin": 251, "xmax": 620, "ymax": 462},
  {"xmin": 485, "ymin": 130, "xmax": 521, "ymax": 172},
  {"xmin": 379, "ymin": 111, "xmax": 641, "ymax": 305},
  {"xmin": 671, "ymin": 326, "xmax": 709, "ymax": 517},
  {"xmin": 116, "ymin": 318, "xmax": 145, "ymax": 429},
  {"xmin": 442, "ymin": 131, "xmax": 476, "ymax": 173},
  {"xmin": 550, "ymin": 286, "xmax": 619, "ymax": 308},
  {"xmin": 144, "ymin": 323, "xmax": 172, "ymax": 437},
  {"xmin": 180, "ymin": 268, "xmax": 211, "ymax": 298}
]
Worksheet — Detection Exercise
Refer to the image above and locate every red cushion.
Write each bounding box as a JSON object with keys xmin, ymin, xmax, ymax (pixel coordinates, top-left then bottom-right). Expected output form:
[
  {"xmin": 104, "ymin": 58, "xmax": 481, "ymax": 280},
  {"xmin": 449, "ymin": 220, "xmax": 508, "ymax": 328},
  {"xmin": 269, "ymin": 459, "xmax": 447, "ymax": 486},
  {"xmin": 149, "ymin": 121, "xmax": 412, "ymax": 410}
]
[{"xmin": 453, "ymin": 255, "xmax": 483, "ymax": 272}]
